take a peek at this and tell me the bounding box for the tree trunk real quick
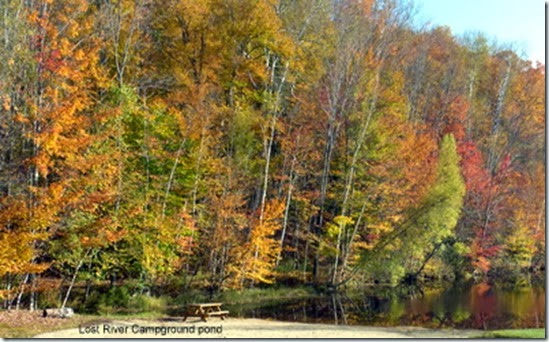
[259,115,277,224]
[412,241,444,280]
[5,274,12,310]
[340,201,368,279]
[314,117,339,281]
[28,274,36,311]
[15,273,29,310]
[276,156,296,266]
[332,67,381,286]
[61,249,90,309]
[192,124,208,214]
[258,61,289,223]
[487,62,511,174]
[161,138,187,219]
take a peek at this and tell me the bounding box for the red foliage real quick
[457,140,512,275]
[442,96,469,141]
[457,140,490,195]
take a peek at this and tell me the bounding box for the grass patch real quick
[96,310,168,320]
[479,328,545,339]
[128,294,167,312]
[219,286,315,305]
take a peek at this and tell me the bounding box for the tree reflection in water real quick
[229,283,545,329]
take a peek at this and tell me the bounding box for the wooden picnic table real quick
[182,302,229,322]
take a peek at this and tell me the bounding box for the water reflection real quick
[229,283,545,330]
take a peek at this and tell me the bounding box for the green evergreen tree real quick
[417,134,466,243]
[364,134,466,284]
[405,134,467,279]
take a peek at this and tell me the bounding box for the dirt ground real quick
[0,309,100,338]
[32,317,484,339]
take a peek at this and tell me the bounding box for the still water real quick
[228,283,545,330]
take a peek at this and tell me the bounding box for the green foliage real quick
[504,224,537,269]
[325,216,354,240]
[79,286,132,315]
[441,241,471,279]
[417,135,466,241]
[128,294,167,313]
[104,286,132,309]
[405,135,465,268]
[363,135,466,283]
[228,104,263,176]
[79,285,167,315]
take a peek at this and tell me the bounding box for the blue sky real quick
[415,0,545,63]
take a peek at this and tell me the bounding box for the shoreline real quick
[33,317,484,339]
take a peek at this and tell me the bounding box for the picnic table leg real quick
[201,308,208,322]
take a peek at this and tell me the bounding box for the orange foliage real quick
[228,199,285,288]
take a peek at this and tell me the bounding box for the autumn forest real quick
[0,0,545,310]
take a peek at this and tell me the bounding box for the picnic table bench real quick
[182,303,229,322]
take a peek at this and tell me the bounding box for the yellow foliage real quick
[228,199,285,288]
[0,230,49,277]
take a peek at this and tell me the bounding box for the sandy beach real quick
[33,317,483,339]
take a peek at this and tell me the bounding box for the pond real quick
[227,283,545,330]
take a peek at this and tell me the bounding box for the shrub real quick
[128,294,167,313]
[100,286,131,308]
[38,289,62,309]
